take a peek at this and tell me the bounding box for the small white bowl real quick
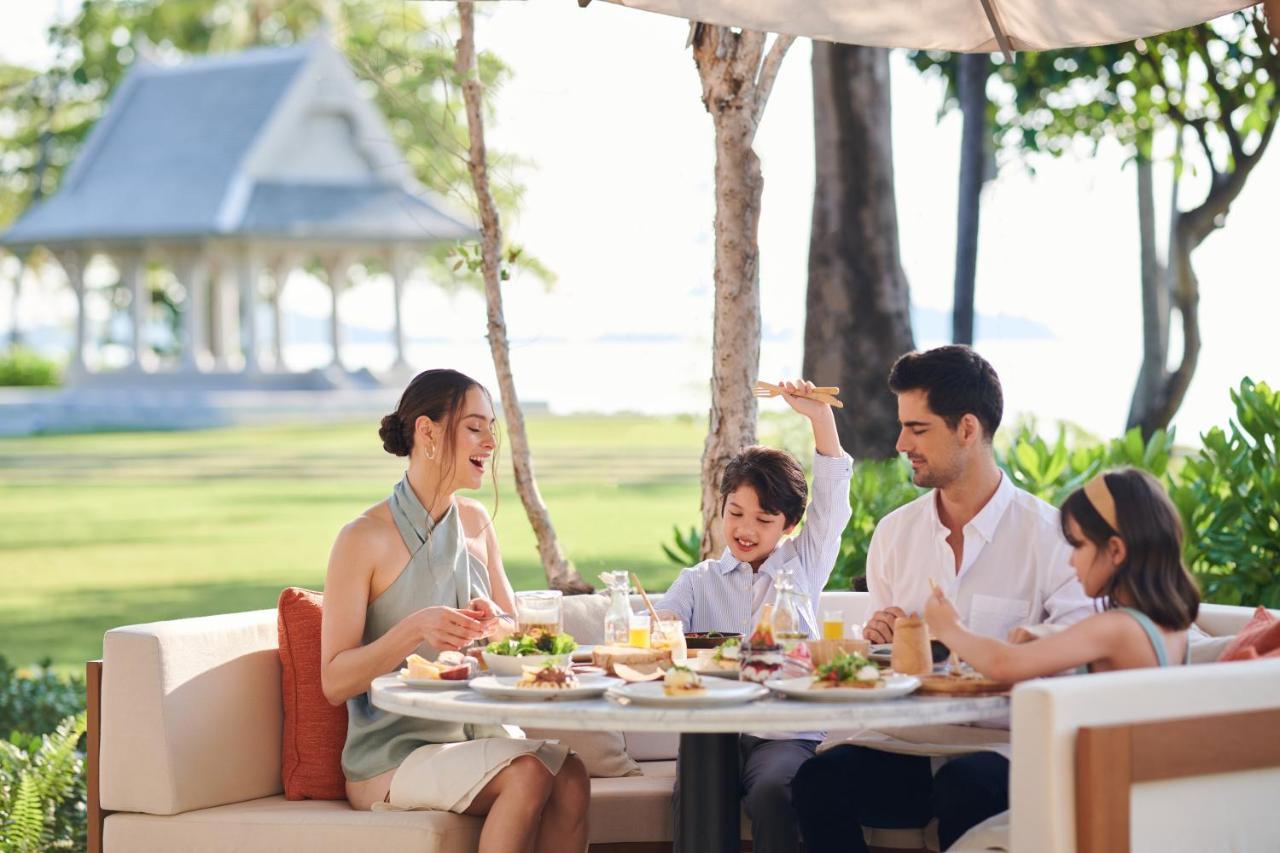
[482,651,571,677]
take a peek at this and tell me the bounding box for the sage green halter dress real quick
[341,476,509,782]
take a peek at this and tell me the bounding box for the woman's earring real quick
[425,441,436,460]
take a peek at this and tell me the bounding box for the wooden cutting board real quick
[916,673,1012,696]
[591,645,673,675]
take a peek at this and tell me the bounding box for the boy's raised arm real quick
[776,380,853,588]
[776,379,841,458]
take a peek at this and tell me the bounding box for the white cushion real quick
[1009,658,1280,853]
[100,609,283,815]
[1196,602,1280,637]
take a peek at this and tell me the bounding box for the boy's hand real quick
[777,379,829,419]
[775,378,843,459]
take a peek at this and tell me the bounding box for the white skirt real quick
[375,737,572,814]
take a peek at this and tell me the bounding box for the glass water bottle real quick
[601,571,632,646]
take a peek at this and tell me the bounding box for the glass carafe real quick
[600,571,632,646]
[772,567,816,650]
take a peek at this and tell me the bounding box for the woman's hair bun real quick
[379,413,411,456]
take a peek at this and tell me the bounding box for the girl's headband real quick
[1083,473,1120,532]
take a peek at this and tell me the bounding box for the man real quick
[791,345,1091,853]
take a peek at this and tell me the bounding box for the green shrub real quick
[1173,379,1280,608]
[660,525,702,568]
[0,660,87,851]
[828,457,924,590]
[999,423,1175,505]
[0,348,60,387]
[0,658,85,741]
[0,713,87,851]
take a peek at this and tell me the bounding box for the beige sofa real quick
[87,593,1275,853]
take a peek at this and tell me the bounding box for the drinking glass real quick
[821,610,845,641]
[515,590,563,638]
[653,619,687,664]
[629,611,651,649]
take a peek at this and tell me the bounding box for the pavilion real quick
[0,33,474,390]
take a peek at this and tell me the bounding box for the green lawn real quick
[0,415,719,670]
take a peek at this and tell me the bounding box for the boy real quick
[656,378,852,853]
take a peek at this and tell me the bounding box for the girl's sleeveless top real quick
[341,477,508,782]
[1077,606,1191,675]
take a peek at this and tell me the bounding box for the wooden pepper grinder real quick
[890,613,933,675]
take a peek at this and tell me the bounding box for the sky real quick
[1,1,1277,442]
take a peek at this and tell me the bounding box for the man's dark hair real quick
[888,345,1003,441]
[719,446,808,528]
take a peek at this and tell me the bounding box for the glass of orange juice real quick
[629,611,651,648]
[821,611,845,641]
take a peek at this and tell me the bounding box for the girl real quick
[321,369,588,853]
[925,467,1200,679]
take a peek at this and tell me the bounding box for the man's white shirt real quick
[866,472,1093,640]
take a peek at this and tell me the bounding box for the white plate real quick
[398,673,471,690]
[609,679,768,708]
[767,674,921,702]
[468,675,619,701]
[868,644,893,664]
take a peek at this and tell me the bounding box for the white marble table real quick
[371,675,1009,853]
[370,674,1009,732]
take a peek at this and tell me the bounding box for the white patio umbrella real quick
[598,0,1266,60]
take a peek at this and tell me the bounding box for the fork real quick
[753,381,844,409]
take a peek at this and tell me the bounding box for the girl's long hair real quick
[1059,468,1199,630]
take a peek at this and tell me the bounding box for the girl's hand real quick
[412,605,486,651]
[923,585,961,641]
[777,379,830,420]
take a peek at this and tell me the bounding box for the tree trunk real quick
[804,43,915,460]
[1126,156,1172,432]
[1135,118,1276,435]
[691,25,794,560]
[455,3,590,593]
[952,53,988,346]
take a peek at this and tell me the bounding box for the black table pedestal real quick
[674,731,740,853]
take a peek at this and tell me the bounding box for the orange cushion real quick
[1218,606,1280,662]
[278,588,348,800]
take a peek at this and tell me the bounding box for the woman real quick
[320,369,589,853]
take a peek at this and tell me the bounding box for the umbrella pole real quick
[977,0,1015,63]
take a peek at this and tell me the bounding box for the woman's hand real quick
[413,605,487,651]
[923,585,962,642]
[464,596,504,637]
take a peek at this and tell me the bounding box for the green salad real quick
[485,632,577,657]
[712,636,741,662]
[813,650,882,688]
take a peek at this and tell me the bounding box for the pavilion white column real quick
[236,248,261,374]
[53,249,89,380]
[119,251,154,372]
[269,260,292,371]
[322,254,349,371]
[174,250,210,371]
[209,265,241,371]
[389,249,411,372]
[208,262,226,369]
